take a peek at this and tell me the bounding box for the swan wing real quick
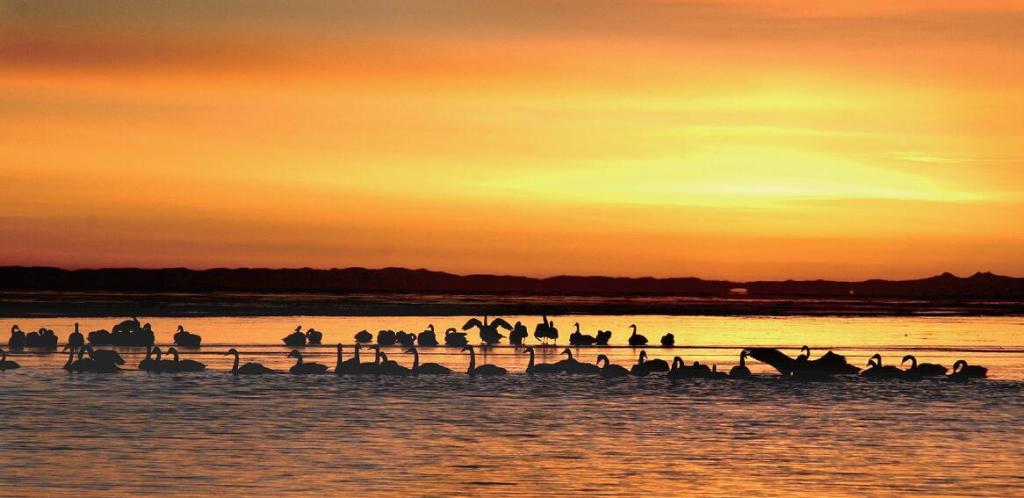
[491,318,513,330]
[462,318,482,330]
[747,348,796,375]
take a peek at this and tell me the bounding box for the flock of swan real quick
[1,317,990,382]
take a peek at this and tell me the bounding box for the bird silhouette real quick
[67,323,85,350]
[596,354,629,378]
[283,326,307,347]
[900,355,947,376]
[354,330,373,344]
[555,348,600,375]
[630,350,668,376]
[166,347,206,372]
[948,359,987,380]
[8,325,25,352]
[0,348,20,370]
[533,316,559,344]
[305,328,323,345]
[444,327,469,347]
[376,330,397,346]
[509,321,529,346]
[287,350,327,375]
[627,324,648,346]
[417,325,439,347]
[395,331,417,348]
[405,346,451,375]
[569,323,597,346]
[463,316,512,345]
[860,354,903,379]
[138,345,161,372]
[522,346,562,374]
[377,351,411,376]
[660,333,675,347]
[173,325,202,348]
[729,350,752,379]
[227,348,275,375]
[334,344,361,375]
[594,330,612,346]
[463,345,506,376]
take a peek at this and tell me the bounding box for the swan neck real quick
[232,353,240,374]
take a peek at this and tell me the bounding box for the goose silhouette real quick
[522,346,562,374]
[287,350,327,375]
[173,325,202,348]
[569,323,597,346]
[628,324,648,346]
[0,348,20,370]
[729,350,752,379]
[227,348,275,375]
[354,330,373,344]
[464,316,512,345]
[405,346,451,375]
[417,325,439,347]
[463,345,506,376]
[597,354,629,378]
[166,347,206,372]
[901,355,947,376]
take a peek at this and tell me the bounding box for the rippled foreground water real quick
[2,315,1023,496]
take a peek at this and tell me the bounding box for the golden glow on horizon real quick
[1,1,1023,279]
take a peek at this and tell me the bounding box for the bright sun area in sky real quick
[1,0,1022,279]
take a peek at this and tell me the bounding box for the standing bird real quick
[509,321,529,346]
[729,350,752,379]
[283,326,307,347]
[463,316,512,345]
[405,346,452,375]
[173,325,202,348]
[166,347,206,372]
[67,323,85,350]
[354,330,373,344]
[444,327,469,347]
[596,354,629,378]
[901,355,947,377]
[226,348,275,375]
[287,350,328,375]
[0,348,20,370]
[533,316,559,344]
[305,328,323,345]
[463,345,507,376]
[417,325,439,347]
[522,346,562,374]
[628,324,648,346]
[660,333,675,347]
[569,323,597,346]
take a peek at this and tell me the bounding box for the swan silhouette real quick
[555,348,599,375]
[0,348,20,370]
[8,325,25,352]
[334,344,361,375]
[901,355,947,376]
[627,324,648,346]
[594,330,612,345]
[660,333,675,347]
[405,346,451,375]
[283,326,307,347]
[533,316,559,344]
[464,316,512,345]
[173,325,202,348]
[166,347,206,372]
[522,346,562,374]
[569,323,597,346]
[305,328,323,345]
[377,351,411,376]
[354,330,373,344]
[62,346,78,371]
[729,350,752,379]
[444,327,469,347]
[395,331,417,348]
[227,348,275,375]
[596,354,629,378]
[67,323,84,350]
[377,330,397,346]
[948,359,987,380]
[344,344,379,375]
[463,345,506,376]
[509,321,528,346]
[77,345,122,373]
[860,354,902,379]
[749,347,861,377]
[287,350,327,375]
[417,325,439,347]
[138,346,161,372]
[629,350,667,376]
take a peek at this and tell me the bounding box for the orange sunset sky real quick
[2,1,1023,280]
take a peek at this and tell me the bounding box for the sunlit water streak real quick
[2,315,1023,496]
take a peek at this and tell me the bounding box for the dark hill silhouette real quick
[1,266,1022,298]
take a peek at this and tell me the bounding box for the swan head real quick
[404,348,416,354]
[177,325,184,332]
[226,348,239,356]
[952,359,967,373]
[336,343,343,351]
[287,350,302,359]
[639,350,648,361]
[901,355,916,367]
[561,348,572,357]
[870,353,882,366]
[740,350,749,359]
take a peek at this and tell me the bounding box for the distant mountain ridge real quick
[1,266,1022,298]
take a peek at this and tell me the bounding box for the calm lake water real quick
[2,315,1023,496]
